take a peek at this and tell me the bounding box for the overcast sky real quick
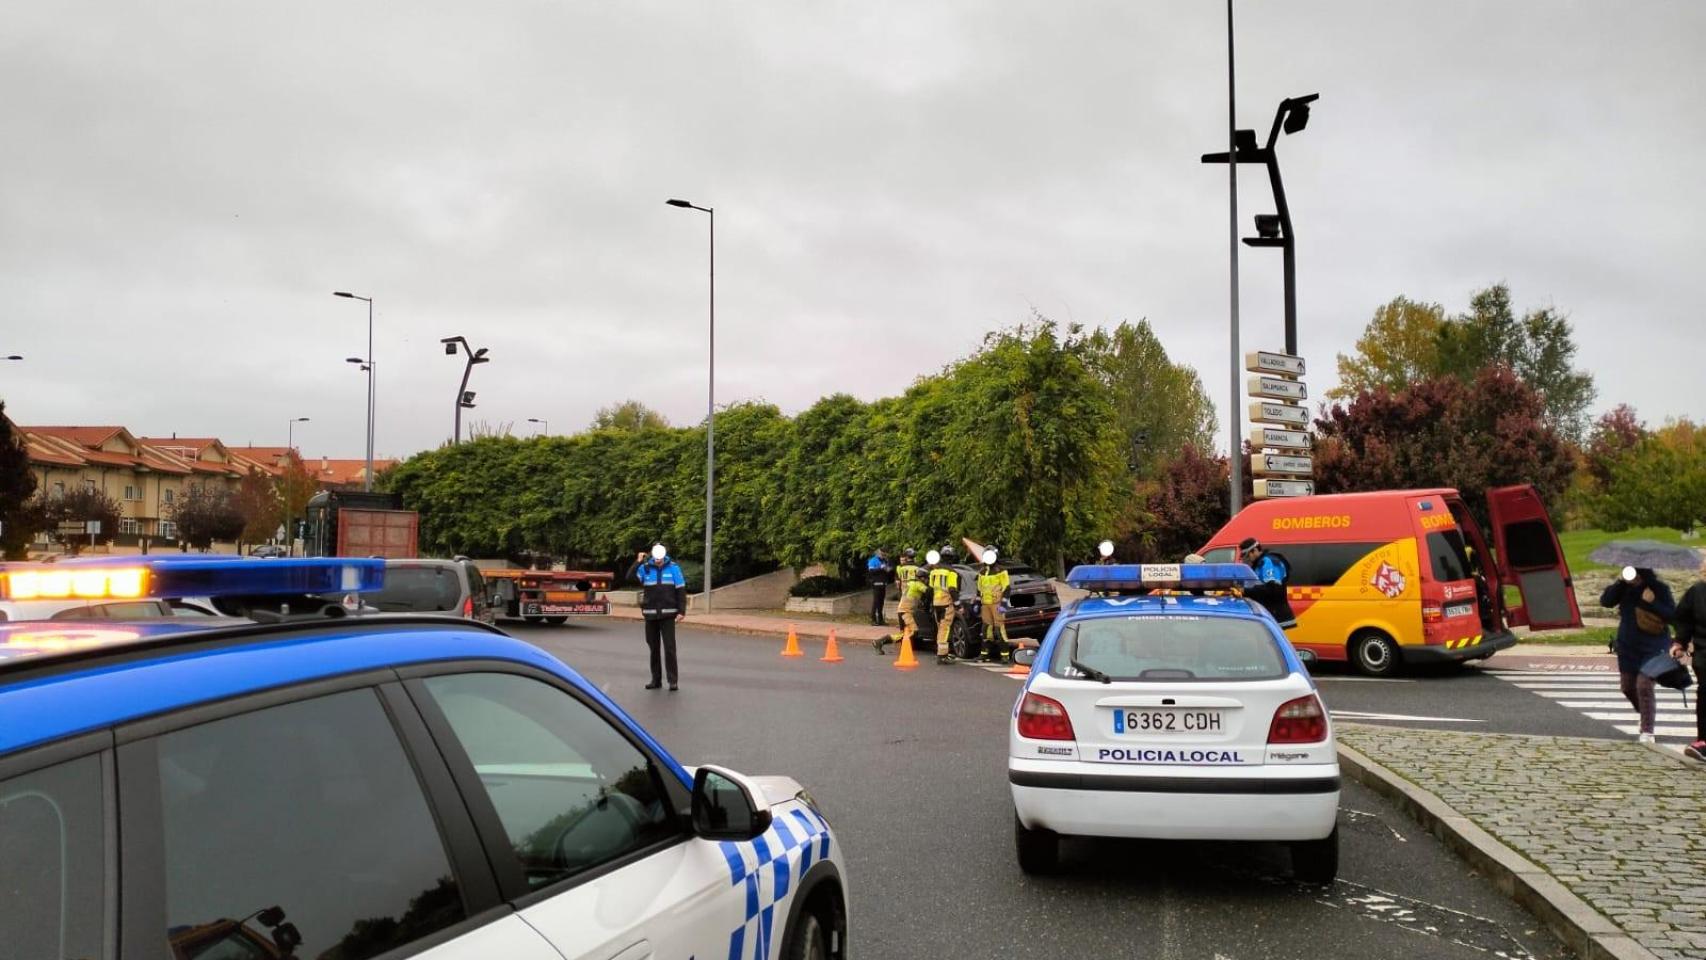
[3,1,1700,460]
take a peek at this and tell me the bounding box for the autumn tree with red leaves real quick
[1313,367,1575,528]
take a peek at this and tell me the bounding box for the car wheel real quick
[951,618,980,660]
[544,616,568,626]
[525,616,544,624]
[1350,630,1401,677]
[783,910,831,960]
[1014,814,1059,875]
[1291,826,1339,884]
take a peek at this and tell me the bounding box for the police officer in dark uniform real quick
[628,543,687,691]
[1239,537,1297,628]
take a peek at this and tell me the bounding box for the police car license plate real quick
[1113,709,1222,735]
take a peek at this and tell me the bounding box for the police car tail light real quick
[1017,692,1075,741]
[1267,694,1327,744]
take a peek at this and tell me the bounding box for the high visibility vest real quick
[928,566,958,604]
[977,568,1010,604]
[896,563,923,586]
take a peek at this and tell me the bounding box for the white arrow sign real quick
[1245,351,1306,377]
[1248,401,1309,427]
[1247,376,1308,401]
[1250,453,1314,476]
[1250,427,1312,451]
[1253,478,1315,499]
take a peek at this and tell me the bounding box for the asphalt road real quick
[510,619,1573,960]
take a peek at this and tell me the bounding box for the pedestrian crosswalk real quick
[1488,669,1699,742]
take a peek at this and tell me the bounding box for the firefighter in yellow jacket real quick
[976,547,1012,661]
[928,546,962,663]
[875,548,925,655]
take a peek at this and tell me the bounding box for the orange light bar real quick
[5,567,150,601]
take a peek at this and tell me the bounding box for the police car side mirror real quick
[691,765,773,841]
[1295,648,1318,671]
[1011,646,1038,667]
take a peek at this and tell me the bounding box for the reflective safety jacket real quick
[928,565,959,605]
[976,567,1010,605]
[895,563,924,587]
[627,557,687,620]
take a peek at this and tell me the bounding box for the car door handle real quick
[605,942,652,960]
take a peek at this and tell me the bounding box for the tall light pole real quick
[285,417,309,555]
[667,197,715,612]
[333,292,374,491]
[440,336,490,443]
[527,417,549,435]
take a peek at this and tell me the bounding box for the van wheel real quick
[1291,826,1339,884]
[1350,630,1401,677]
[1015,814,1060,875]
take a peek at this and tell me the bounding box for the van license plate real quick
[1113,710,1223,734]
[1445,602,1475,618]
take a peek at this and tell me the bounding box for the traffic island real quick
[1337,724,1706,960]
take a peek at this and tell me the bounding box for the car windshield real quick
[1050,615,1287,682]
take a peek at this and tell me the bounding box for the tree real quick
[29,487,123,555]
[1434,284,1596,441]
[1313,367,1576,528]
[1584,404,1647,487]
[1087,320,1217,477]
[591,400,669,432]
[276,458,318,545]
[1589,419,1706,531]
[234,468,282,545]
[1118,444,1231,563]
[0,403,40,559]
[1329,297,1445,400]
[171,486,245,551]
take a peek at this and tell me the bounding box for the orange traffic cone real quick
[781,625,804,658]
[820,628,844,663]
[893,634,919,670]
[1006,650,1032,677]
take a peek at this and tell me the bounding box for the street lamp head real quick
[1254,214,1282,239]
[473,347,489,360]
[666,199,693,208]
[345,357,364,365]
[293,417,311,423]
[1234,129,1259,153]
[527,418,544,424]
[1283,103,1311,135]
[4,355,20,361]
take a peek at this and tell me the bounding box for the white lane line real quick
[1556,700,1694,711]
[1332,710,1482,723]
[1610,725,1696,738]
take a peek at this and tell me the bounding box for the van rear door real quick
[1486,485,1582,630]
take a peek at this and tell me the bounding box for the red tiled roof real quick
[309,457,400,487]
[24,426,127,448]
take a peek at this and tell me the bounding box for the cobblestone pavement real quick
[1340,724,1706,960]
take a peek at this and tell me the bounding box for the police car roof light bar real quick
[1,556,385,601]
[1065,563,1259,593]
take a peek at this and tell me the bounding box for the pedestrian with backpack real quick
[1670,555,1706,759]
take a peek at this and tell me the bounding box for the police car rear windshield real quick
[1051,617,1287,682]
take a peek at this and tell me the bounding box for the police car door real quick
[408,670,735,960]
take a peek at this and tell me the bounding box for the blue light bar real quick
[2,556,384,599]
[1066,562,1258,592]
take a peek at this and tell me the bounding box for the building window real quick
[189,483,201,496]
[163,488,174,505]
[124,484,139,501]
[158,521,176,539]
[52,481,65,498]
[119,519,141,536]
[82,479,96,494]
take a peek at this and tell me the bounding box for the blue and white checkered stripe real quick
[718,805,833,960]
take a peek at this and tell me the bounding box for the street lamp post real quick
[527,417,549,435]
[285,417,309,555]
[333,292,375,491]
[666,197,715,612]
[440,337,490,443]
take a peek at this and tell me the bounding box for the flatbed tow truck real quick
[483,567,612,624]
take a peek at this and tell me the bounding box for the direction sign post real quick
[1245,349,1314,499]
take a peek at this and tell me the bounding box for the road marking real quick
[1332,710,1482,723]
[1316,881,1535,959]
[1489,671,1697,743]
[1343,807,1407,843]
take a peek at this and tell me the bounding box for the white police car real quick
[0,556,848,960]
[1008,563,1339,882]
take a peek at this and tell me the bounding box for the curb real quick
[1336,741,1659,960]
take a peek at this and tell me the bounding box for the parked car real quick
[913,560,1061,658]
[249,544,288,558]
[338,558,501,624]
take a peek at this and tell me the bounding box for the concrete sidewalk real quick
[1340,724,1706,960]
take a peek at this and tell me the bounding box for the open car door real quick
[1486,484,1583,630]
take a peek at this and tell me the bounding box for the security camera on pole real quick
[1246,350,1315,499]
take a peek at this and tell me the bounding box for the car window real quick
[1426,530,1472,581]
[421,673,680,890]
[1501,520,1560,569]
[1201,547,1237,564]
[52,601,171,620]
[370,565,461,612]
[463,564,486,602]
[1051,615,1287,681]
[151,689,464,960]
[0,754,109,960]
